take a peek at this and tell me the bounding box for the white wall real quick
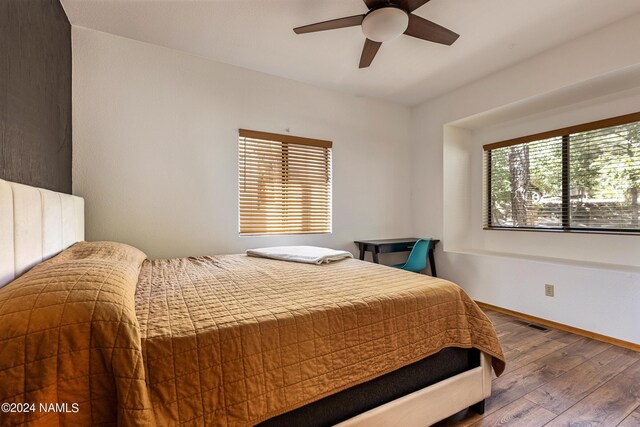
[411,14,640,344]
[72,27,412,261]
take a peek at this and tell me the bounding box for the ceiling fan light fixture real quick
[361,7,409,43]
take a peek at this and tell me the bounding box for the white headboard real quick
[0,179,84,287]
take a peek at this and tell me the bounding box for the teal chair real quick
[392,238,432,273]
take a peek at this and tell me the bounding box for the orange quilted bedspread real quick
[0,242,505,426]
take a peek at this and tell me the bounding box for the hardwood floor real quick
[435,309,640,427]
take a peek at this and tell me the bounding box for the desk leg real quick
[429,249,437,277]
[372,246,380,264]
[358,243,366,261]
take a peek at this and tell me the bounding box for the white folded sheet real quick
[246,246,353,265]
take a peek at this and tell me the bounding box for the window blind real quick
[484,112,640,233]
[484,136,564,229]
[238,129,332,235]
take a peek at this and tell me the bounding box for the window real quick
[238,129,332,235]
[484,112,640,233]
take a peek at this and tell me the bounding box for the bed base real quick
[336,353,492,427]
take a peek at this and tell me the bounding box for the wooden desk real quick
[354,238,440,277]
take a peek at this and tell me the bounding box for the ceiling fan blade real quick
[404,14,459,45]
[359,38,382,68]
[294,14,365,34]
[394,0,431,13]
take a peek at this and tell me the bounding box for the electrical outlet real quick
[545,284,555,297]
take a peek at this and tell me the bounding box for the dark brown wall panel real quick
[0,0,72,193]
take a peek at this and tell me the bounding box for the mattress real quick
[0,242,505,427]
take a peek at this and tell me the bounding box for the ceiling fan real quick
[293,0,459,68]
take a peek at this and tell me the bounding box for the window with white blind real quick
[238,129,332,235]
[484,112,640,233]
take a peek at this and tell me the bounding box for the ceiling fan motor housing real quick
[361,6,409,43]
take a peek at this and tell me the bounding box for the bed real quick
[0,179,505,426]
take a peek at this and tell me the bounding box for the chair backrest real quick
[403,238,432,273]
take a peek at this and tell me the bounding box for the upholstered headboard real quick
[0,179,84,287]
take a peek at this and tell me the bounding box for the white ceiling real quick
[61,0,640,106]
